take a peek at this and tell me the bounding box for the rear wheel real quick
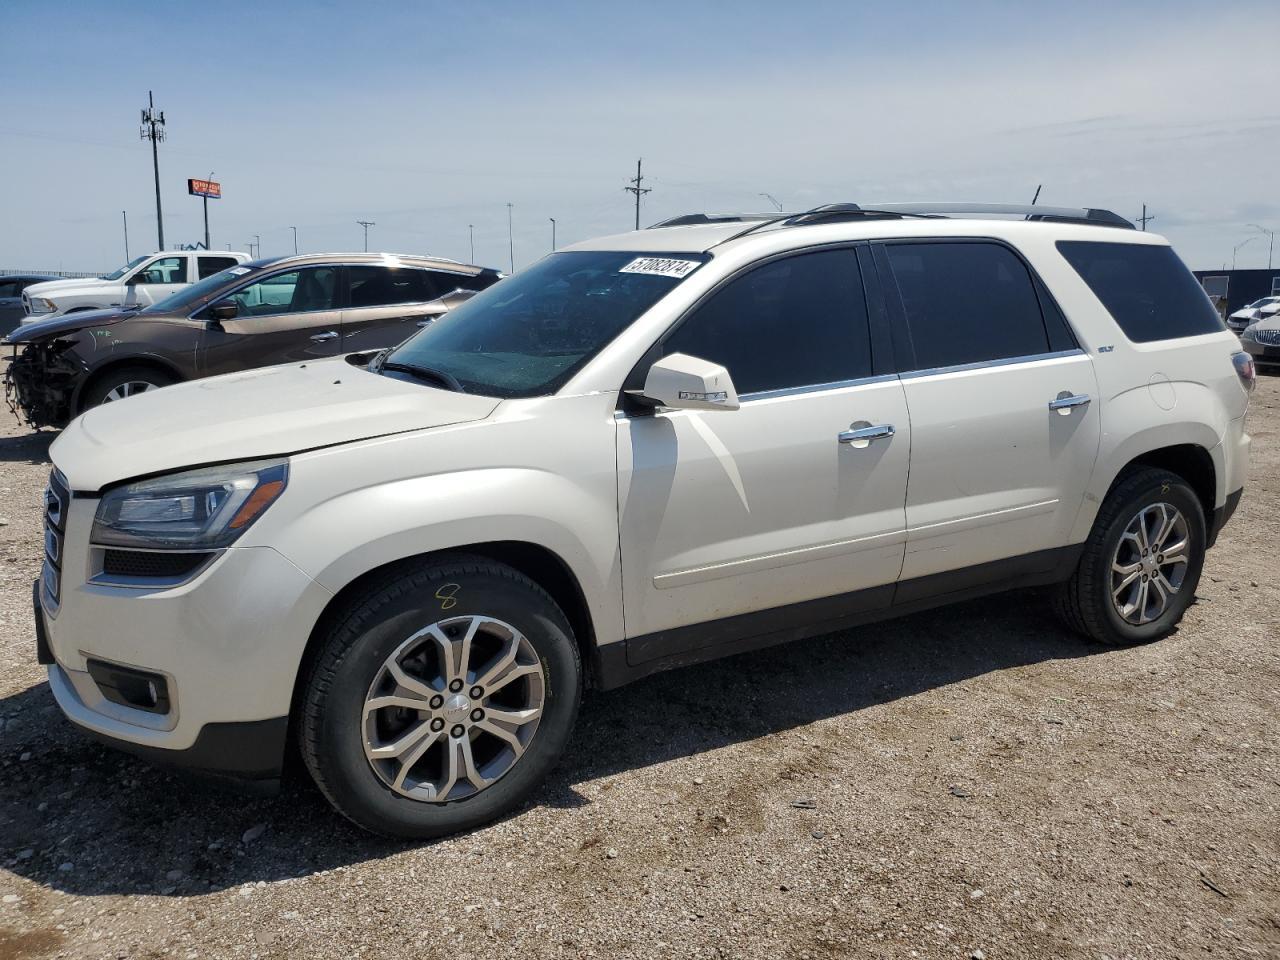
[1054,467,1206,645]
[299,556,581,839]
[81,365,177,410]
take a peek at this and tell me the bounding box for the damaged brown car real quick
[3,252,501,429]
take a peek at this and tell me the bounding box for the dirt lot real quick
[0,380,1277,960]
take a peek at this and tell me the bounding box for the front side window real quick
[0,280,20,298]
[1057,241,1224,342]
[384,250,704,398]
[662,248,872,394]
[134,256,188,285]
[346,266,436,307]
[884,241,1051,370]
[229,267,339,317]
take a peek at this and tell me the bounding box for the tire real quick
[1053,467,1206,646]
[299,555,581,839]
[80,365,177,410]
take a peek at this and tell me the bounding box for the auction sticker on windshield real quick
[619,257,702,279]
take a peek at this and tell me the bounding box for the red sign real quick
[187,178,222,199]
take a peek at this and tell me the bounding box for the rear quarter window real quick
[1057,241,1225,343]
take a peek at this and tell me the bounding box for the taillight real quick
[1231,351,1257,392]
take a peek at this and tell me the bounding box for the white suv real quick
[34,203,1253,838]
[21,250,251,322]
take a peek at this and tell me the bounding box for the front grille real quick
[101,549,211,580]
[1253,328,1280,346]
[42,469,69,610]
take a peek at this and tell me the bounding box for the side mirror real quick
[642,352,740,411]
[209,300,239,321]
[125,273,143,285]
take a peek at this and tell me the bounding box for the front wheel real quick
[1054,467,1206,646]
[299,556,581,839]
[81,365,177,411]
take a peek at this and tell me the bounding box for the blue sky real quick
[3,0,1278,272]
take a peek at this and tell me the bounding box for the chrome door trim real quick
[898,348,1085,381]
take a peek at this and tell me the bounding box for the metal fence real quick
[0,269,100,279]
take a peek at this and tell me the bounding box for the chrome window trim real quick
[185,263,346,322]
[898,348,1085,381]
[740,372,898,402]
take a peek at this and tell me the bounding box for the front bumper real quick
[40,492,333,779]
[1242,339,1280,364]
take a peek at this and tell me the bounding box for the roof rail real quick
[648,213,779,228]
[865,202,1135,229]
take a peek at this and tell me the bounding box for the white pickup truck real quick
[21,250,252,323]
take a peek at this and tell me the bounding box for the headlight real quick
[91,459,288,549]
[29,298,56,314]
[1241,323,1258,340]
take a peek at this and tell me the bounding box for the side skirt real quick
[595,545,1083,691]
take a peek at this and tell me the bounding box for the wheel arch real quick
[73,355,185,413]
[288,540,604,734]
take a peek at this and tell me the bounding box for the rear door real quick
[196,265,343,376]
[339,265,455,352]
[874,239,1101,590]
[196,254,241,279]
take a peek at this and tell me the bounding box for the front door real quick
[0,278,24,335]
[340,264,450,353]
[873,240,1102,588]
[124,254,190,309]
[617,247,911,659]
[196,265,343,376]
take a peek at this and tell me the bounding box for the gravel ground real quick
[0,380,1277,960]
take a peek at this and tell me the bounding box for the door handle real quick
[1048,393,1091,414]
[838,423,895,445]
[310,331,339,342]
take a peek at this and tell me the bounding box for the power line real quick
[357,220,375,252]
[139,91,166,250]
[623,158,651,230]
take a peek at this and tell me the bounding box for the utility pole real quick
[758,193,783,212]
[506,203,514,273]
[468,224,475,264]
[139,91,166,250]
[290,226,298,254]
[253,234,261,258]
[624,158,651,230]
[1031,184,1042,205]
[1137,204,1155,231]
[122,210,130,262]
[357,220,375,252]
[549,217,556,251]
[1248,223,1275,269]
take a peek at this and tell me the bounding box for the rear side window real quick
[883,241,1053,370]
[662,248,873,395]
[1057,241,1224,342]
[346,266,437,307]
[198,256,239,278]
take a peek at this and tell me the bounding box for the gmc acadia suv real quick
[31,202,1253,838]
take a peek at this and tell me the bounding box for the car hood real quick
[51,358,501,491]
[23,277,105,298]
[5,307,134,344]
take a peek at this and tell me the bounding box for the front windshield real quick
[141,264,260,315]
[103,255,149,281]
[384,250,707,398]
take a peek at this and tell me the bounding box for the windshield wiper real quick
[379,359,465,393]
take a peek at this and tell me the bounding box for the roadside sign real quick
[187,178,222,199]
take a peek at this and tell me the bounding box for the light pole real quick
[122,210,129,261]
[253,234,261,259]
[1232,236,1257,271]
[549,217,556,251]
[758,192,783,212]
[1248,224,1275,270]
[468,224,475,264]
[506,203,514,273]
[290,226,298,255]
[357,220,375,252]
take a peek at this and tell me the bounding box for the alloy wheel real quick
[1110,502,1191,625]
[102,381,158,402]
[362,615,545,803]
